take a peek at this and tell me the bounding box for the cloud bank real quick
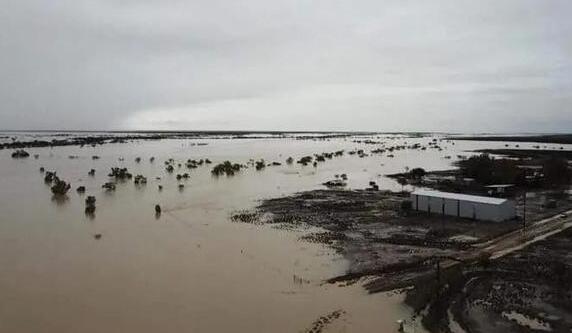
[1,0,571,132]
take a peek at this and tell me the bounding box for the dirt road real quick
[443,209,572,268]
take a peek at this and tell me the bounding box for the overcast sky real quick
[1,0,571,132]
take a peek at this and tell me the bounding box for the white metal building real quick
[410,190,516,222]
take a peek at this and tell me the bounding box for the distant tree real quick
[459,154,523,185]
[397,177,408,191]
[459,154,495,184]
[401,200,413,212]
[492,159,524,185]
[543,156,571,186]
[409,167,427,179]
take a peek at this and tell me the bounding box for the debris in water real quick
[102,182,116,191]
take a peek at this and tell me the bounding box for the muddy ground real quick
[243,189,570,272]
[234,189,572,332]
[233,190,517,301]
[233,190,517,275]
[477,148,572,159]
[442,228,572,333]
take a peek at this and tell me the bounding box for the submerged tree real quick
[211,161,243,176]
[51,178,71,195]
[397,177,408,191]
[409,167,427,180]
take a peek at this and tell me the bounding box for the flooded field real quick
[1,132,570,333]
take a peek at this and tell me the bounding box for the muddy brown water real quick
[1,134,570,333]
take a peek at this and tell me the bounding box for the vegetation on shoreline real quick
[451,134,572,145]
[458,153,571,186]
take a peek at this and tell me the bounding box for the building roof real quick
[484,184,515,188]
[517,165,543,170]
[412,189,508,205]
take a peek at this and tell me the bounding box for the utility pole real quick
[435,260,441,290]
[431,258,442,303]
[523,191,526,232]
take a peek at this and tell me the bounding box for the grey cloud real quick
[0,0,570,132]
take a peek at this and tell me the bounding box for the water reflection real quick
[51,194,69,206]
[84,210,95,220]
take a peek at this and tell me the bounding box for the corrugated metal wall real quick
[411,193,515,222]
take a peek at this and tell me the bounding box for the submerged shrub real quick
[255,160,266,170]
[51,178,71,195]
[109,167,132,180]
[211,161,243,176]
[11,150,30,158]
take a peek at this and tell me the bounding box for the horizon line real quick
[0,129,570,135]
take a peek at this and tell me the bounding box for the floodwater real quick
[0,133,569,333]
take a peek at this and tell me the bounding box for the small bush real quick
[400,200,413,211]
